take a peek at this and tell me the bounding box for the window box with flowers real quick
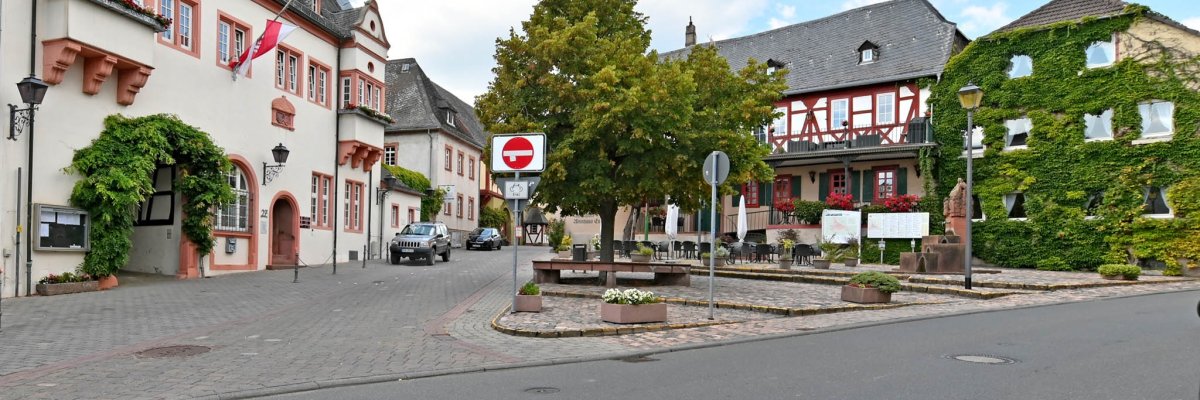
[338,104,395,126]
[90,0,172,31]
[36,272,100,296]
[600,288,666,324]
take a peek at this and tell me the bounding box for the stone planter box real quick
[813,259,831,269]
[841,285,891,304]
[36,280,100,296]
[630,254,653,263]
[1100,275,1137,281]
[779,259,793,269]
[557,250,571,259]
[514,294,542,312]
[700,257,725,267]
[844,258,859,267]
[600,302,667,324]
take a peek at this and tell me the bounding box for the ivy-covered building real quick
[928,0,1200,274]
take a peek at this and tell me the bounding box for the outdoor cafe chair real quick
[681,241,697,259]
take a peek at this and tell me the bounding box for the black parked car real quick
[466,227,503,251]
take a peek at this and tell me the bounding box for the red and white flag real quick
[231,20,297,78]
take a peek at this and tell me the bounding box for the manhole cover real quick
[945,354,1017,364]
[524,387,560,394]
[616,355,658,363]
[135,345,211,359]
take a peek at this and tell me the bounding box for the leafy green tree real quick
[477,0,784,261]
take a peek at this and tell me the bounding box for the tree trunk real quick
[599,199,618,263]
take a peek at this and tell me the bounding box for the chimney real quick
[685,17,696,47]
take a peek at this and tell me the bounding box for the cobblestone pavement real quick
[0,249,1197,400]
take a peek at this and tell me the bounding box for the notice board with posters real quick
[35,204,90,251]
[867,212,930,239]
[820,210,861,244]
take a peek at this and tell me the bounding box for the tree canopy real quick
[476,0,785,260]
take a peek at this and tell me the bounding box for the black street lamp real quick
[957,82,984,290]
[261,143,290,185]
[10,74,48,298]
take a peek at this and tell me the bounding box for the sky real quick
[363,0,1200,107]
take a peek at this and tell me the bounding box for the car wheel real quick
[390,253,400,265]
[442,247,451,262]
[425,254,435,266]
[465,244,472,250]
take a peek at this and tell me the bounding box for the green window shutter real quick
[762,182,773,206]
[818,173,829,202]
[851,170,862,202]
[863,168,875,203]
[897,167,908,195]
[790,176,802,198]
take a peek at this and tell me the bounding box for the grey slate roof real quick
[268,0,364,39]
[384,58,488,150]
[660,0,967,96]
[992,0,1200,37]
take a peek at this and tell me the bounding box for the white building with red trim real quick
[0,0,419,298]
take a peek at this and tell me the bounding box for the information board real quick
[820,210,861,244]
[866,212,930,239]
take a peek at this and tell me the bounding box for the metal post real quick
[362,245,367,269]
[708,154,717,320]
[964,110,974,290]
[24,106,34,296]
[293,252,299,283]
[511,172,520,314]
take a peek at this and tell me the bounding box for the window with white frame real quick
[216,166,251,232]
[320,175,330,227]
[308,65,317,101]
[1143,186,1171,216]
[1004,192,1027,219]
[310,173,332,228]
[753,126,768,144]
[1138,101,1174,138]
[446,110,456,125]
[178,2,193,49]
[341,77,351,108]
[384,145,397,166]
[287,54,298,92]
[876,93,894,125]
[965,126,985,152]
[830,99,849,129]
[1084,109,1113,140]
[160,0,175,41]
[772,107,788,136]
[159,0,199,54]
[1085,40,1115,69]
[1008,55,1033,78]
[218,21,230,64]
[1005,117,1032,149]
[274,47,303,95]
[861,49,874,63]
[970,194,985,220]
[874,168,895,201]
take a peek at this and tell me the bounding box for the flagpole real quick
[232,0,296,81]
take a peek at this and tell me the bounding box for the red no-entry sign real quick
[491,134,545,173]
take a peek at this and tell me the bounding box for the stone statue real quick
[943,178,967,218]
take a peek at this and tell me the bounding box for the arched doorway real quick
[269,194,300,266]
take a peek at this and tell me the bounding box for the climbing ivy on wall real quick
[67,114,234,277]
[382,164,445,222]
[928,10,1200,273]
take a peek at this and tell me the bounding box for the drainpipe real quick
[332,41,342,274]
[24,0,38,296]
[427,128,435,222]
[365,168,372,265]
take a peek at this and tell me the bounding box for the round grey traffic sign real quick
[703,151,729,185]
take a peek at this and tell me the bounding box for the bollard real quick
[293,252,300,283]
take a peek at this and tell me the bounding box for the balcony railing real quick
[778,118,930,154]
[723,210,769,233]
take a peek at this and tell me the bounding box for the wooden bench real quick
[532,260,691,288]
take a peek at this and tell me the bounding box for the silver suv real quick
[389,222,451,265]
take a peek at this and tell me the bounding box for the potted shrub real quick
[600,288,666,324]
[631,243,654,262]
[841,270,901,304]
[589,234,602,260]
[814,239,842,269]
[793,200,826,225]
[556,235,573,258]
[35,272,99,296]
[514,281,543,312]
[843,237,861,267]
[1097,264,1141,281]
[778,239,796,269]
[700,246,729,267]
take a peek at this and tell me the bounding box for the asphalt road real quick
[268,290,1200,400]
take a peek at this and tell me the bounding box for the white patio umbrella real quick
[737,195,748,243]
[665,204,679,259]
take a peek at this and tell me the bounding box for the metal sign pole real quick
[708,154,717,320]
[511,172,520,314]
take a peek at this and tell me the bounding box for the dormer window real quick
[1086,39,1116,68]
[1004,116,1032,150]
[857,41,879,64]
[766,59,786,75]
[446,110,456,126]
[1008,55,1032,78]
